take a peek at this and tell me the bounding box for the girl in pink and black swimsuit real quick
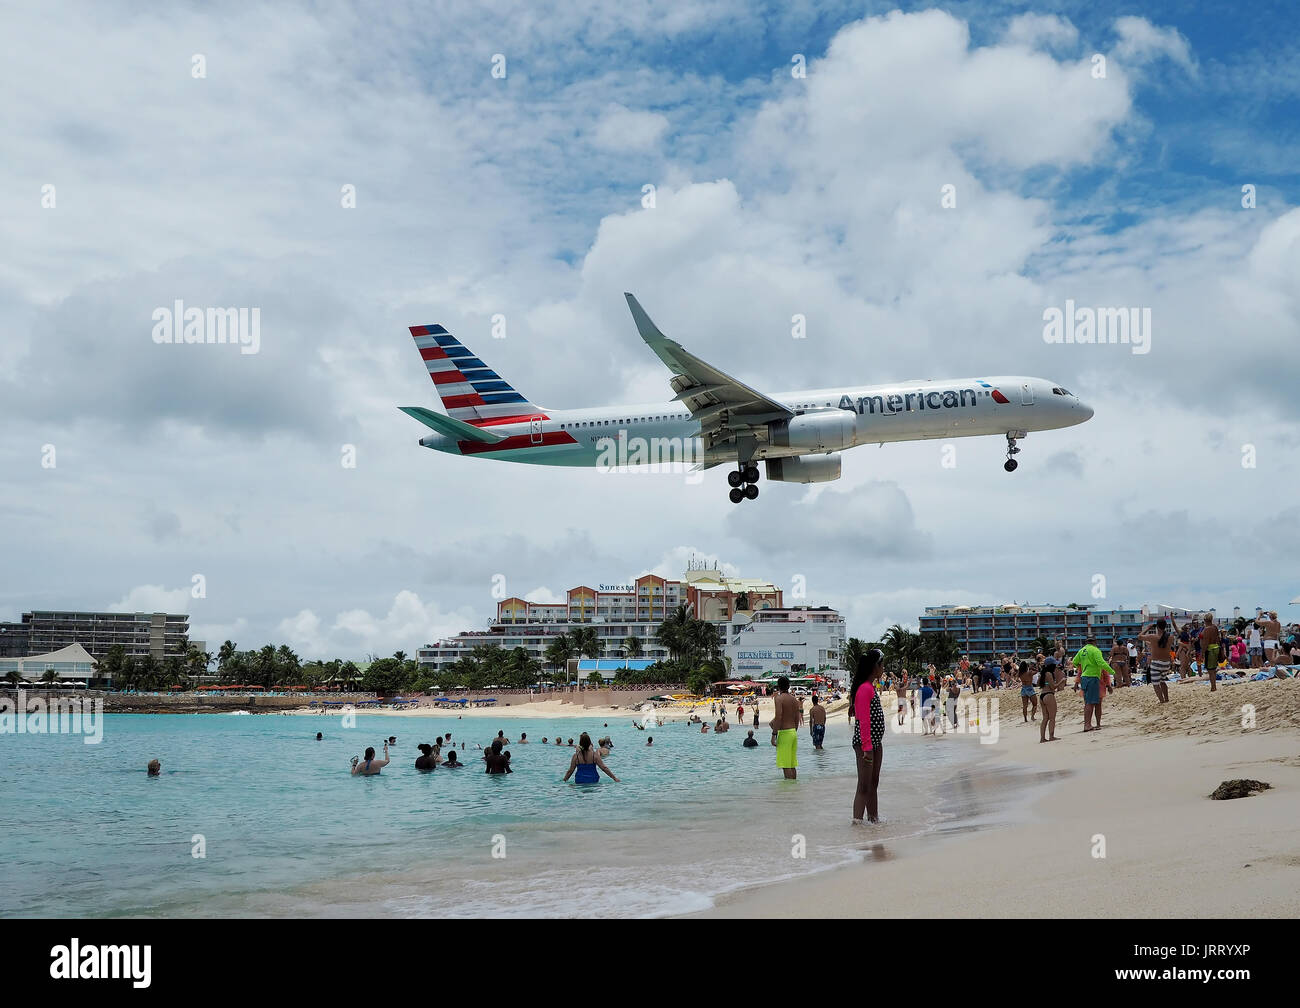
[851,648,886,824]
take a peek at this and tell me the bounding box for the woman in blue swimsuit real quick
[563,732,620,784]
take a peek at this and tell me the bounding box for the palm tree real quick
[217,640,236,673]
[622,636,643,659]
[4,670,19,688]
[655,604,693,661]
[276,645,301,685]
[544,637,573,682]
[923,631,961,670]
[687,619,722,663]
[136,655,158,691]
[842,637,871,678]
[571,626,601,660]
[882,624,914,673]
[42,668,59,688]
[102,644,126,686]
[1030,635,1053,656]
[255,645,277,688]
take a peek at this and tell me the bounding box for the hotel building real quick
[920,606,1144,663]
[0,611,200,662]
[726,606,846,680]
[917,602,1219,661]
[419,562,848,675]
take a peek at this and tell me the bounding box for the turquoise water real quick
[0,712,979,917]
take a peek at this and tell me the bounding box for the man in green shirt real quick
[1072,637,1115,732]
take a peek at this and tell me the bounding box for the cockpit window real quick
[1051,387,1072,396]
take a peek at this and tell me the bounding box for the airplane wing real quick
[624,294,794,451]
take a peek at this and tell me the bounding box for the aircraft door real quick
[530,417,543,443]
[1020,383,1034,405]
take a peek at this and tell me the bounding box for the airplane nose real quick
[1077,399,1094,421]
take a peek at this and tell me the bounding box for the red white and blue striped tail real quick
[409,324,546,426]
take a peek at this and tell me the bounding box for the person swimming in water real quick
[563,732,619,783]
[351,741,389,776]
[443,750,463,767]
[415,743,438,770]
[315,732,323,741]
[485,739,512,774]
[147,759,161,776]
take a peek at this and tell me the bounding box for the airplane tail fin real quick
[409,323,546,425]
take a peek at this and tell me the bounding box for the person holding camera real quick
[351,741,390,775]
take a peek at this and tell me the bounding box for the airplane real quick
[400,293,1094,503]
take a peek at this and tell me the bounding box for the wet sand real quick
[689,679,1300,918]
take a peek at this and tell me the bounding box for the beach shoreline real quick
[686,678,1300,918]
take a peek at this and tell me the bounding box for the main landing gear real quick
[727,464,761,503]
[1004,431,1022,472]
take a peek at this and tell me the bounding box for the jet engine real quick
[768,411,855,452]
[765,454,842,483]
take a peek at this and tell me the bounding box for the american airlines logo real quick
[836,388,987,414]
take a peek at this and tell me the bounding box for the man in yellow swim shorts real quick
[770,675,803,779]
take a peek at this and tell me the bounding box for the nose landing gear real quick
[1004,431,1023,472]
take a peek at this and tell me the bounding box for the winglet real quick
[624,292,668,348]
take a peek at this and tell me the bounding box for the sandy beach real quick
[690,678,1300,918]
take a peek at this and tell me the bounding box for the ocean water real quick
[1,712,991,917]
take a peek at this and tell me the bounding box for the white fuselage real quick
[418,375,1092,466]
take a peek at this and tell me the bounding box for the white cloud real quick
[1002,13,1079,53]
[591,104,670,151]
[1112,16,1195,72]
[108,585,195,614]
[3,3,1296,661]
[277,591,482,658]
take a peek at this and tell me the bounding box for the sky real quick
[2,0,1298,658]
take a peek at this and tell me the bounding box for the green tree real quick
[586,670,605,688]
[923,631,960,670]
[882,624,914,673]
[655,604,693,661]
[571,626,601,659]
[102,644,126,685]
[544,635,574,682]
[361,657,409,694]
[217,640,236,674]
[4,670,20,688]
[42,668,59,687]
[137,654,160,691]
[255,645,277,688]
[276,645,301,685]
[621,636,643,659]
